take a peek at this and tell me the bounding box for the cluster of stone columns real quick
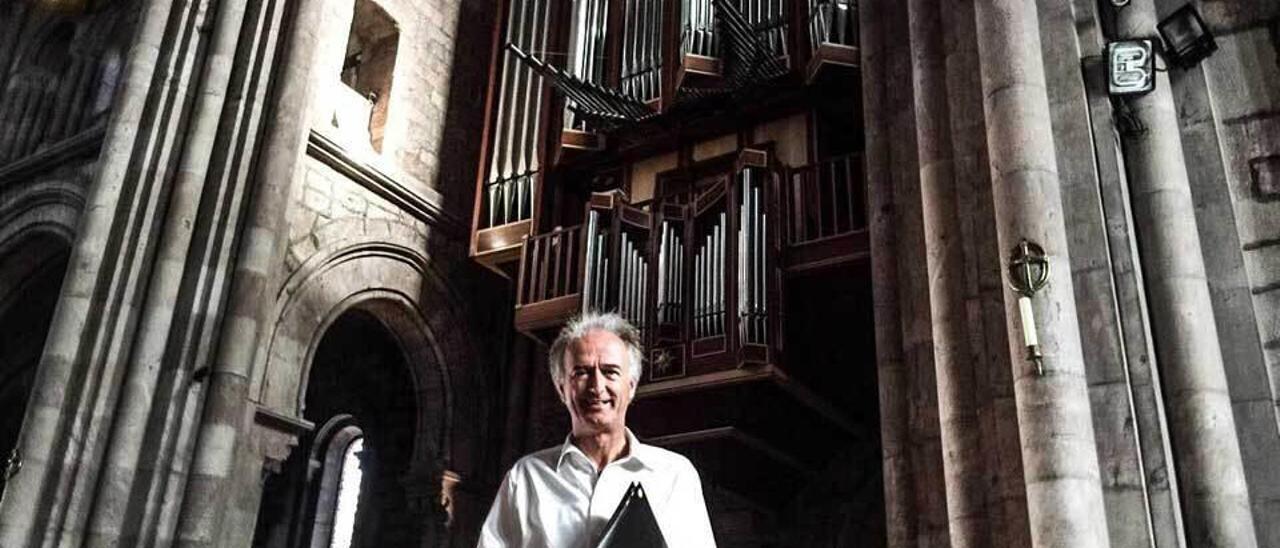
[864,0,1262,546]
[1105,2,1256,546]
[0,0,322,546]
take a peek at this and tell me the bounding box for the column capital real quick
[252,405,314,476]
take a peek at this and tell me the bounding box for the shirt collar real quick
[556,428,648,471]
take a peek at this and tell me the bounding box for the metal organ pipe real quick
[630,235,640,323]
[658,224,669,325]
[484,0,558,228]
[751,173,759,343]
[620,0,662,101]
[717,212,725,335]
[521,0,551,219]
[709,237,716,339]
[565,0,608,130]
[625,234,633,321]
[738,176,750,343]
[733,171,769,344]
[693,241,701,337]
[701,231,710,337]
[639,241,648,327]
[641,0,649,99]
[710,222,718,337]
[670,224,679,325]
[752,181,762,340]
[583,211,599,310]
[673,225,684,326]
[641,0,651,98]
[599,231,608,310]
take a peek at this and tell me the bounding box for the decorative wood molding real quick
[306,130,468,238]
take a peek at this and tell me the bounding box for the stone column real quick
[973,0,1111,546]
[906,0,993,545]
[884,0,950,544]
[173,0,327,545]
[1106,1,1258,546]
[942,1,1030,546]
[861,0,916,545]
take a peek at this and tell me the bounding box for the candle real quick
[1018,296,1038,348]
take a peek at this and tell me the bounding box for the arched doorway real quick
[254,308,422,548]
[0,233,70,494]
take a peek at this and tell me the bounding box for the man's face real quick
[559,329,635,437]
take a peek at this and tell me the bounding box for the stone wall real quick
[308,0,493,205]
[257,0,508,542]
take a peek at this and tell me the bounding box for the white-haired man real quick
[478,312,716,547]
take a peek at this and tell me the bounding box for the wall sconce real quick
[1158,4,1218,68]
[1107,40,1155,96]
[1008,240,1049,375]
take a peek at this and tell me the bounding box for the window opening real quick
[336,0,398,153]
[328,437,365,548]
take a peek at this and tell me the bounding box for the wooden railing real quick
[517,225,584,306]
[783,154,865,246]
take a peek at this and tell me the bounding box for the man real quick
[478,312,716,547]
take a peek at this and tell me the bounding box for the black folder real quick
[594,482,668,548]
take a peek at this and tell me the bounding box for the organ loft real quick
[0,0,1278,547]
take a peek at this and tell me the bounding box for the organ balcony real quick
[510,147,870,508]
[469,0,861,273]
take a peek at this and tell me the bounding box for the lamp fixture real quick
[1158,4,1218,68]
[1107,40,1156,96]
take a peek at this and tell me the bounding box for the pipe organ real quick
[473,0,863,265]
[482,0,553,230]
[564,0,610,131]
[490,0,864,369]
[680,0,717,60]
[620,0,664,103]
[512,151,813,381]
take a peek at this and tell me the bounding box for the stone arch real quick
[257,236,483,475]
[0,179,80,493]
[0,179,84,243]
[0,177,84,307]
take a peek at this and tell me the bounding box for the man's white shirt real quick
[477,429,717,547]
